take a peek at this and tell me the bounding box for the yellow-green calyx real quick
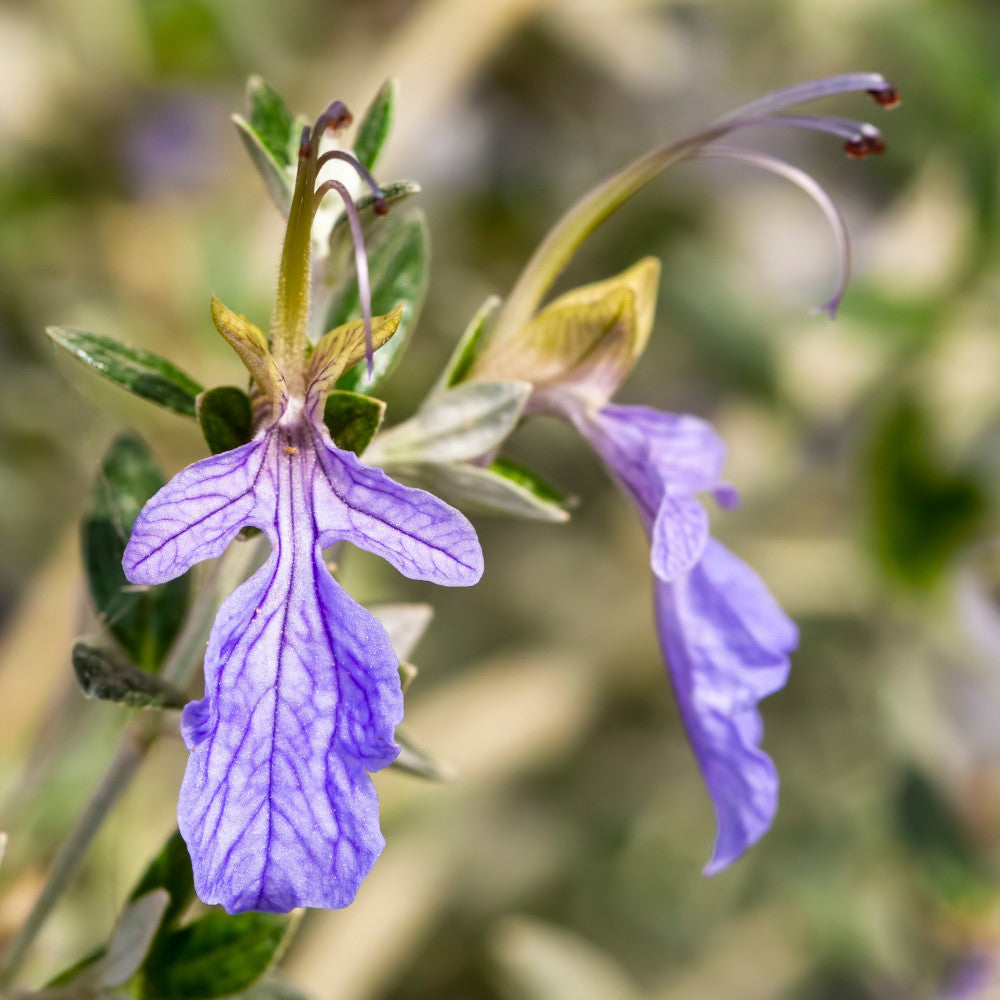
[469,257,660,408]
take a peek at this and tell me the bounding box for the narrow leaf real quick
[322,390,385,455]
[489,457,566,506]
[47,327,203,417]
[369,603,433,661]
[398,661,418,693]
[140,912,293,1000]
[197,386,254,456]
[388,461,570,522]
[129,829,196,931]
[353,78,398,171]
[233,116,293,214]
[82,433,190,670]
[72,642,189,710]
[391,729,453,781]
[246,76,298,168]
[102,890,171,989]
[330,209,430,394]
[366,381,530,465]
[436,295,501,392]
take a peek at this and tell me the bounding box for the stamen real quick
[314,179,374,375]
[717,73,896,122]
[299,125,312,160]
[692,145,852,318]
[309,100,354,157]
[726,114,887,157]
[317,150,388,214]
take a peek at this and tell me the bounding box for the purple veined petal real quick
[178,436,403,913]
[598,405,728,497]
[650,495,711,583]
[123,440,274,585]
[655,538,796,876]
[305,422,484,587]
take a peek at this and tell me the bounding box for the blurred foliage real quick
[5,0,1000,998]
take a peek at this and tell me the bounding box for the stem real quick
[0,538,267,989]
[489,129,726,347]
[0,719,155,990]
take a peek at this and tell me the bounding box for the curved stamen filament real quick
[317,150,389,215]
[726,115,886,157]
[692,145,851,317]
[717,73,896,122]
[310,100,353,157]
[314,179,374,375]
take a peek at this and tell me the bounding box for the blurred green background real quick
[3,0,1000,997]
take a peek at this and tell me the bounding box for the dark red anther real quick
[317,100,353,134]
[867,85,901,110]
[844,137,870,159]
[373,197,388,216]
[866,135,887,155]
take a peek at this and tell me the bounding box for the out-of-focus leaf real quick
[489,917,645,1000]
[352,78,397,171]
[398,661,418,693]
[72,642,188,710]
[435,295,501,393]
[129,829,196,931]
[82,434,190,670]
[230,977,311,1000]
[369,603,433,661]
[45,947,106,990]
[867,396,987,588]
[103,890,171,989]
[366,381,530,465]
[323,390,385,455]
[391,729,453,781]
[330,209,430,395]
[46,327,203,417]
[140,911,293,1000]
[197,386,253,456]
[388,461,569,522]
[232,77,307,213]
[489,458,566,507]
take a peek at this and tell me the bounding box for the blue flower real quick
[573,403,795,873]
[124,104,483,914]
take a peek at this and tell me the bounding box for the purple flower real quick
[123,103,483,913]
[574,404,795,873]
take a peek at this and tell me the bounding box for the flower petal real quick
[655,538,796,876]
[308,423,484,587]
[650,495,710,582]
[178,472,402,913]
[598,405,728,497]
[123,440,273,585]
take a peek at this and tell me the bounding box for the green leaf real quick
[247,76,298,169]
[231,978,311,1000]
[140,912,293,1000]
[47,327,204,417]
[103,890,171,989]
[366,380,530,465]
[197,386,254,455]
[866,396,987,588]
[369,603,433,661]
[72,641,189,710]
[233,77,308,213]
[129,829,196,931]
[323,390,386,455]
[437,295,501,392]
[353,78,398,171]
[387,461,570,523]
[82,433,190,670]
[391,728,452,781]
[45,947,106,989]
[398,661,418,693]
[330,209,430,395]
[489,457,566,506]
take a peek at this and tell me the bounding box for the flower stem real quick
[0,538,267,990]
